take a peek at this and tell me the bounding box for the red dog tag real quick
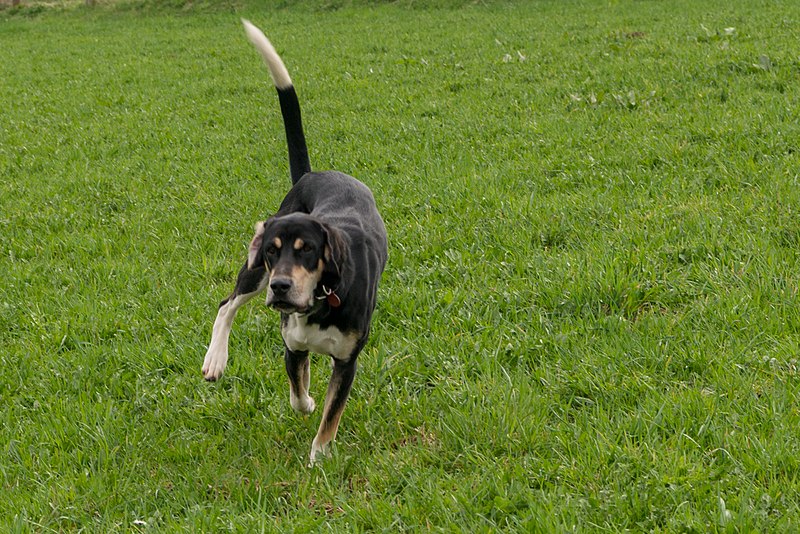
[327,292,341,308]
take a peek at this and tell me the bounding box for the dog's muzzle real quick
[266,276,312,314]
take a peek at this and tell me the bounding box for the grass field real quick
[2,0,800,530]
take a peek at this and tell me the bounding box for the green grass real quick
[2,0,800,530]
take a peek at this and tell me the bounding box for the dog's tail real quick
[242,19,311,185]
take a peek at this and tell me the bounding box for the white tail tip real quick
[242,18,293,90]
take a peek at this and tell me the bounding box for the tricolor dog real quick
[202,20,388,465]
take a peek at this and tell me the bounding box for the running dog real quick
[202,20,388,465]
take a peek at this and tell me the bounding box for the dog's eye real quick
[301,243,313,253]
[266,245,278,256]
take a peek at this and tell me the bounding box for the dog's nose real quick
[270,277,293,296]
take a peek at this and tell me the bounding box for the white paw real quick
[202,344,228,381]
[308,440,330,467]
[290,394,316,415]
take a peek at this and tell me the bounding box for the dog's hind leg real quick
[309,356,357,465]
[285,349,316,414]
[202,263,268,381]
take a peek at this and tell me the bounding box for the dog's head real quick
[247,213,346,314]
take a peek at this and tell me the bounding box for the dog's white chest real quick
[282,314,357,360]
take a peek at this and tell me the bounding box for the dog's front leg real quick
[309,356,357,466]
[285,348,316,414]
[202,264,268,381]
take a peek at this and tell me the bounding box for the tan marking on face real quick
[272,237,282,249]
[291,264,322,302]
[265,247,325,311]
[294,238,305,250]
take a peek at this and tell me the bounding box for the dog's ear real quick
[321,223,347,285]
[247,221,267,270]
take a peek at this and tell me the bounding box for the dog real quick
[202,19,388,465]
